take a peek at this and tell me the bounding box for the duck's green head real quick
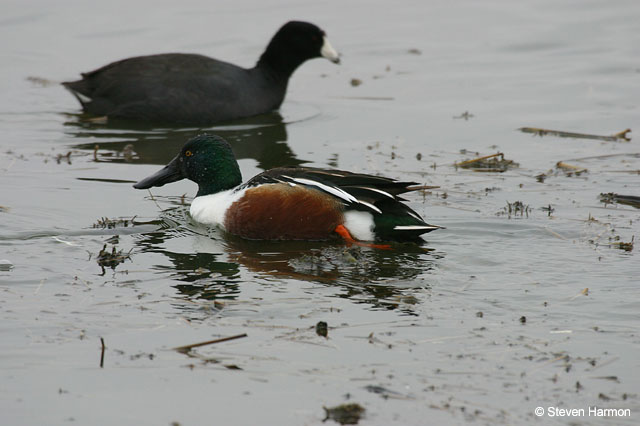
[133,134,242,196]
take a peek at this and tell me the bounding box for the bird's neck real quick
[256,45,305,82]
[195,161,243,197]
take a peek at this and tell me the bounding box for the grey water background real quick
[1,0,639,424]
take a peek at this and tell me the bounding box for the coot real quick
[63,21,339,125]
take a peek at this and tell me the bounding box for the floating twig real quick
[173,333,248,354]
[520,127,631,142]
[34,278,46,295]
[526,355,567,374]
[587,356,620,372]
[569,288,589,301]
[564,152,640,162]
[453,111,474,120]
[86,116,108,124]
[590,376,620,382]
[556,161,587,176]
[406,184,440,191]
[457,152,503,167]
[455,152,517,172]
[599,193,640,209]
[610,169,640,174]
[364,384,413,400]
[147,190,163,211]
[100,337,105,368]
[26,76,56,87]
[544,227,567,240]
[332,96,395,101]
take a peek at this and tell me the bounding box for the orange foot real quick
[334,225,392,250]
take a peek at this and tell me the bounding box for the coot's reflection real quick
[64,111,304,170]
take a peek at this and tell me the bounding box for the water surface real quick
[1,0,639,424]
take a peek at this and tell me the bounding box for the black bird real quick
[62,21,340,125]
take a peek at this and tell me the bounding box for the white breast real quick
[189,188,247,229]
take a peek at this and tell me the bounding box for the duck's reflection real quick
[132,206,442,315]
[63,111,303,170]
[134,217,241,303]
[222,234,440,314]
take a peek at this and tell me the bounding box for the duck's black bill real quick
[133,156,185,189]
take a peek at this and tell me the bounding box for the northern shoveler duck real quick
[62,21,339,125]
[133,135,440,247]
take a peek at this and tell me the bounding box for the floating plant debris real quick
[540,204,555,216]
[599,193,640,209]
[364,384,409,400]
[0,259,13,271]
[610,236,634,252]
[122,144,136,162]
[316,321,329,338]
[520,127,631,142]
[453,111,474,120]
[92,216,137,229]
[498,201,532,218]
[323,403,365,425]
[56,151,72,164]
[85,115,108,124]
[96,244,132,270]
[556,161,587,176]
[40,150,88,165]
[173,333,248,354]
[100,337,106,368]
[26,76,56,87]
[455,152,517,172]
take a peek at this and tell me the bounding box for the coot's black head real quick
[258,21,340,77]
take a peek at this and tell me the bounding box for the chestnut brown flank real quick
[224,184,345,240]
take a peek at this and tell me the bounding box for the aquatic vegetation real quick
[520,127,631,142]
[497,200,532,218]
[96,244,132,271]
[323,403,365,425]
[455,152,518,172]
[92,216,137,229]
[599,193,640,209]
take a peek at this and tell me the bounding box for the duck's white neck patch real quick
[189,188,246,229]
[344,210,375,241]
[320,36,340,63]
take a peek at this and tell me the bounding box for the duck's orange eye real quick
[185,150,193,157]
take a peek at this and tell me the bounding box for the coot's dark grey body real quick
[62,21,339,125]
